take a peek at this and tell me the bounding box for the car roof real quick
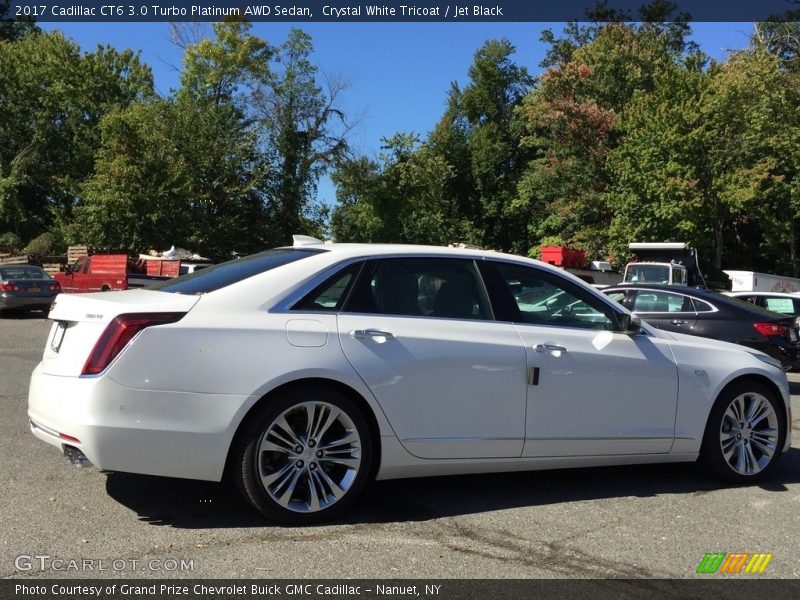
[602,284,720,297]
[280,238,573,273]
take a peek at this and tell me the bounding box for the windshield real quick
[149,249,324,295]
[625,264,671,284]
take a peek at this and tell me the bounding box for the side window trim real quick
[476,259,521,323]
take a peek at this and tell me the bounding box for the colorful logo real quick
[697,552,772,574]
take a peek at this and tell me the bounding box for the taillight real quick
[0,281,20,292]
[81,312,185,375]
[49,282,61,292]
[753,322,788,337]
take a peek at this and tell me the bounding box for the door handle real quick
[351,329,395,340]
[671,319,687,325]
[533,344,567,355]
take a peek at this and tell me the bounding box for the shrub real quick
[0,232,22,253]
[24,232,55,256]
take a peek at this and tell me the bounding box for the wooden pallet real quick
[0,255,31,265]
[67,245,89,264]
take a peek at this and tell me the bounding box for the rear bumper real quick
[27,363,250,481]
[765,343,800,371]
[0,294,55,310]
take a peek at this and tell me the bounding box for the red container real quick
[146,259,180,278]
[540,246,586,268]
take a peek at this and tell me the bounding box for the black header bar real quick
[5,579,800,600]
[6,0,800,23]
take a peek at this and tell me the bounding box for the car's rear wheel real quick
[233,387,373,525]
[700,381,785,482]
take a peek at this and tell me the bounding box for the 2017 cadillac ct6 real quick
[28,237,792,524]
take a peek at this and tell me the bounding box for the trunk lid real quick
[42,289,200,376]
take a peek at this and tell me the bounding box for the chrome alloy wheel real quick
[257,401,362,513]
[719,392,779,476]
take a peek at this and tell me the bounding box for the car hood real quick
[653,326,780,366]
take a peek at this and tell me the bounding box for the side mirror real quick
[59,264,69,273]
[618,313,643,334]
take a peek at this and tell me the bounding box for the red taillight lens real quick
[753,322,788,337]
[49,282,61,292]
[0,281,20,292]
[81,312,185,375]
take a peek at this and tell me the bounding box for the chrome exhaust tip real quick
[63,445,91,468]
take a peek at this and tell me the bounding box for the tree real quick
[254,28,353,242]
[607,51,796,275]
[78,22,272,259]
[0,0,39,42]
[332,39,532,251]
[0,31,153,246]
[516,20,696,262]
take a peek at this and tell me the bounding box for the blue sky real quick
[43,22,756,205]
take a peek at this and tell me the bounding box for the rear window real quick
[0,266,50,280]
[763,297,800,315]
[149,249,324,294]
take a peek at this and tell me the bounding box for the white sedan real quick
[28,237,792,524]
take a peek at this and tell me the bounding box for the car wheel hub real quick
[719,392,779,476]
[257,401,362,513]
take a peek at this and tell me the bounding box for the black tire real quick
[232,386,373,525]
[699,380,786,483]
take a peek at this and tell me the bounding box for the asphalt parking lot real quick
[2,314,800,580]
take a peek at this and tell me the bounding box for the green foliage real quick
[332,39,532,252]
[4,19,800,277]
[24,232,54,255]
[256,28,351,242]
[0,0,39,42]
[0,231,21,252]
[0,30,153,245]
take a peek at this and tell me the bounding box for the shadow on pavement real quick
[105,446,800,529]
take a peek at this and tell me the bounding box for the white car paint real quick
[28,242,792,494]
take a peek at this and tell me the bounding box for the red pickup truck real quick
[55,254,171,293]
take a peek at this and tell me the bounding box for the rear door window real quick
[293,263,362,311]
[692,298,716,313]
[631,290,694,313]
[344,258,490,320]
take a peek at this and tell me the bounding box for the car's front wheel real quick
[233,387,373,525]
[700,381,786,482]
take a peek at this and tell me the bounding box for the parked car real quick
[603,284,800,370]
[55,254,171,293]
[0,265,61,315]
[724,291,800,318]
[28,239,791,524]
